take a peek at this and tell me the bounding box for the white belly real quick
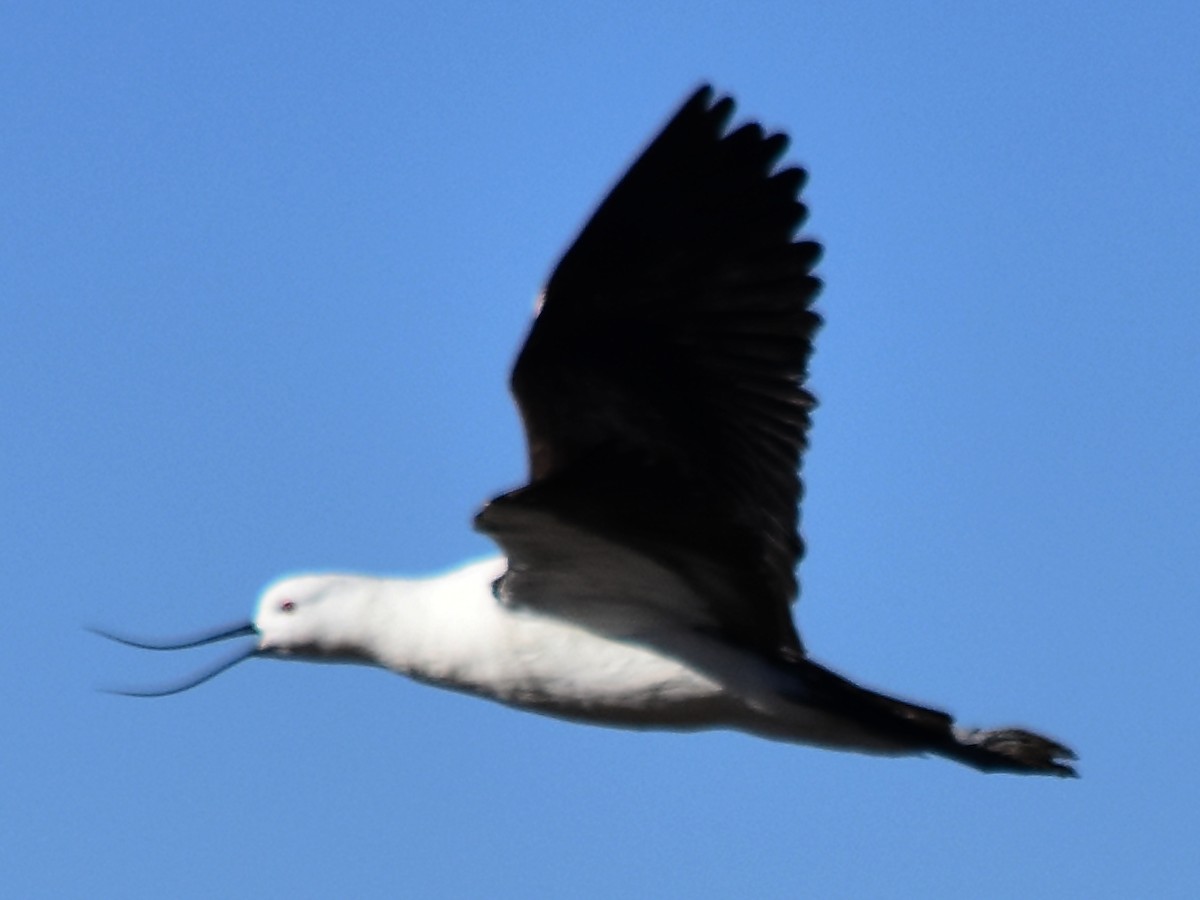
[482,609,742,727]
[473,610,907,753]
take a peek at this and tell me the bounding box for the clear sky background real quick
[4,3,1199,897]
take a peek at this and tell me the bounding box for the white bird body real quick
[257,557,905,754]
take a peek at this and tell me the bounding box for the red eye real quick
[280,600,296,613]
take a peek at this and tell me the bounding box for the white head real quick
[254,573,376,662]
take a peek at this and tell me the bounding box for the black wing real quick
[476,86,822,658]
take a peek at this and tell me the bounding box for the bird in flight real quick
[100,86,1076,776]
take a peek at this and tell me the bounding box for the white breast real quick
[368,556,741,728]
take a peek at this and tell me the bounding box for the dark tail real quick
[786,654,1078,777]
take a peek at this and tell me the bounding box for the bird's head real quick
[254,574,372,660]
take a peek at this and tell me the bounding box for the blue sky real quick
[4,2,1199,897]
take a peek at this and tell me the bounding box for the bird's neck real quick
[363,556,510,689]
